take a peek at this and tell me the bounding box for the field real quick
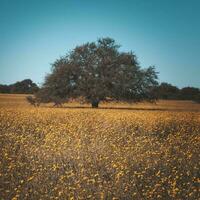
[0,94,199,199]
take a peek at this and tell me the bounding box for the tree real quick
[0,79,39,94]
[194,93,200,103]
[10,79,39,94]
[37,38,158,108]
[154,82,180,99]
[0,84,11,93]
[180,87,200,100]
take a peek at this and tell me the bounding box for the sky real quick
[0,0,200,88]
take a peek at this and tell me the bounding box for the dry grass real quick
[0,94,199,199]
[1,93,200,111]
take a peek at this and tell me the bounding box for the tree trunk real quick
[91,100,99,108]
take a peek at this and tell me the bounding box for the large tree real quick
[37,38,158,107]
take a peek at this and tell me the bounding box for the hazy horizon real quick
[0,0,200,88]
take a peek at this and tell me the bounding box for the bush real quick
[26,96,40,107]
[194,94,200,103]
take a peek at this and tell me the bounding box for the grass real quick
[0,94,199,199]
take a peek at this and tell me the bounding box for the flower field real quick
[0,94,199,199]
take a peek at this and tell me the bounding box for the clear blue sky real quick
[0,0,200,88]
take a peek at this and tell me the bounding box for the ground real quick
[0,94,199,199]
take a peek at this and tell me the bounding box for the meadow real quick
[0,94,199,199]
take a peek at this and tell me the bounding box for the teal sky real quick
[0,0,200,88]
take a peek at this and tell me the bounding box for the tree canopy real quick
[154,82,180,100]
[154,83,200,103]
[0,79,39,94]
[36,38,159,107]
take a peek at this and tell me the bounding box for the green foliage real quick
[154,83,200,102]
[0,84,11,93]
[180,87,200,101]
[0,79,39,94]
[194,93,200,103]
[154,82,180,100]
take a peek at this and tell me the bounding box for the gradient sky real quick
[0,0,200,88]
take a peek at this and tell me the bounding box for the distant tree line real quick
[0,79,39,94]
[154,82,200,103]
